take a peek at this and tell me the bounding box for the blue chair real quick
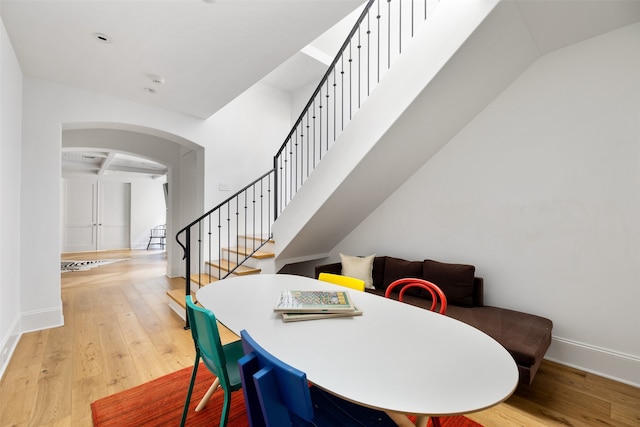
[181,296,244,427]
[238,329,398,427]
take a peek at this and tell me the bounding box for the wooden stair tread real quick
[240,235,275,244]
[167,289,195,309]
[189,273,218,286]
[206,260,260,275]
[166,289,239,344]
[225,246,275,259]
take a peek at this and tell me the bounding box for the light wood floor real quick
[1,250,638,426]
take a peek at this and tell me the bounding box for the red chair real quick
[384,278,447,314]
[384,278,447,427]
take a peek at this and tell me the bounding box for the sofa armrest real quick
[473,277,484,307]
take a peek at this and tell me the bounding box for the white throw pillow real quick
[340,253,376,289]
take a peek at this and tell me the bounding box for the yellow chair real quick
[318,272,365,292]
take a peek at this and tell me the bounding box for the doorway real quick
[62,179,131,252]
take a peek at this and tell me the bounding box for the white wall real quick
[332,23,640,386]
[203,82,292,208]
[0,18,23,377]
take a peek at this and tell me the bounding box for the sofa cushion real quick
[382,257,424,297]
[423,260,475,307]
[340,253,376,289]
[446,305,553,368]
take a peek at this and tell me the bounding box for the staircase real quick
[171,0,434,324]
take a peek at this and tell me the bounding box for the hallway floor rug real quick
[90,363,483,427]
[61,259,128,272]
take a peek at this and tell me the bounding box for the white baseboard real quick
[546,336,640,388]
[20,305,64,334]
[1,306,63,379]
[0,316,22,380]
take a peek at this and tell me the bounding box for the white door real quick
[62,180,130,252]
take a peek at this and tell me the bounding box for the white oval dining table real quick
[197,273,518,426]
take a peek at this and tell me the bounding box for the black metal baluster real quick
[197,220,202,286]
[333,69,337,142]
[377,0,381,83]
[252,185,256,251]
[399,0,402,54]
[294,130,299,192]
[235,195,240,269]
[412,0,415,38]
[357,26,362,108]
[341,56,345,130]
[289,139,293,202]
[207,215,212,282]
[387,0,391,69]
[367,11,371,96]
[184,227,191,328]
[349,41,353,120]
[325,80,330,151]
[243,190,248,253]
[217,209,221,279]
[318,88,323,160]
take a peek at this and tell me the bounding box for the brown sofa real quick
[315,256,553,386]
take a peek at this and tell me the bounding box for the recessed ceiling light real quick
[149,74,165,85]
[93,32,113,43]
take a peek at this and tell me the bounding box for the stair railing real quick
[177,0,438,325]
[274,0,438,214]
[176,170,275,325]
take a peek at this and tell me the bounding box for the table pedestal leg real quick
[384,411,416,426]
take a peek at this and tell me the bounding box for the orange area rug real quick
[91,364,483,427]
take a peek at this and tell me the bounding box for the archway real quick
[60,125,205,278]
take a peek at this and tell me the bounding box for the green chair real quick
[181,296,244,427]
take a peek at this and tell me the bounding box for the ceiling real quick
[0,0,364,119]
[62,150,168,180]
[1,0,364,178]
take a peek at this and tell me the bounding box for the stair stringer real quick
[272,0,542,268]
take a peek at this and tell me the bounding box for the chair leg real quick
[195,377,220,412]
[430,416,442,427]
[180,355,200,427]
[219,389,233,427]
